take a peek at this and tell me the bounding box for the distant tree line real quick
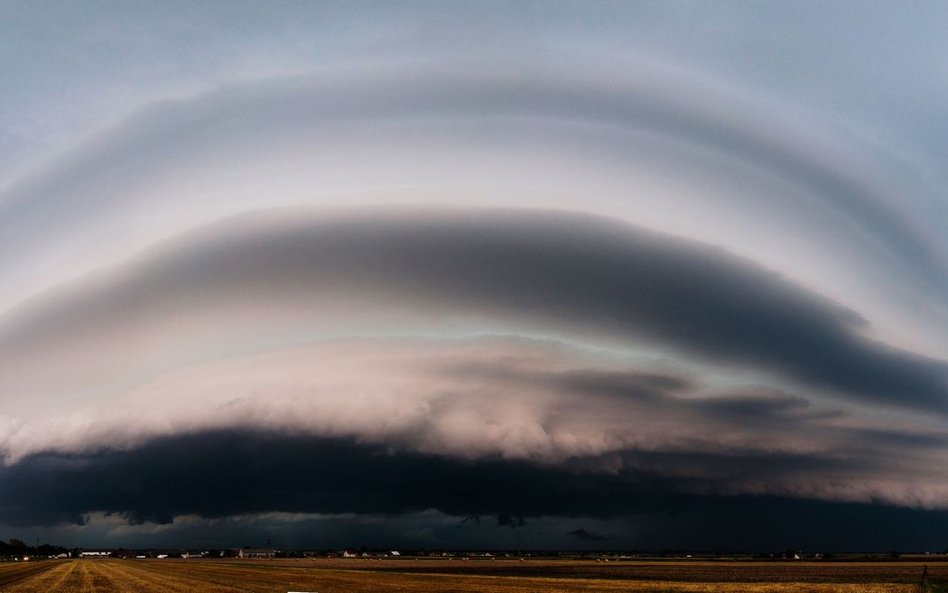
[0,538,68,558]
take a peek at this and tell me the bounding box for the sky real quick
[2,1,948,552]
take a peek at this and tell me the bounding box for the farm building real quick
[238,548,276,559]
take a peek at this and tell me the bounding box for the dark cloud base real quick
[6,429,948,551]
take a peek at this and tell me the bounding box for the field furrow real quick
[3,561,80,593]
[0,562,56,587]
[0,559,930,592]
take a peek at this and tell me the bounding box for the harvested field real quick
[0,562,57,588]
[322,559,946,583]
[0,559,940,592]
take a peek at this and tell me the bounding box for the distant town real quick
[4,538,948,564]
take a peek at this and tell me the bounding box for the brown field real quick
[0,558,941,592]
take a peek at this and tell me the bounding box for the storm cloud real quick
[3,209,945,413]
[3,332,948,511]
[7,429,948,552]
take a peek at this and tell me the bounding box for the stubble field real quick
[0,558,940,592]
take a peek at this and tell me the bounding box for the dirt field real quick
[0,558,939,592]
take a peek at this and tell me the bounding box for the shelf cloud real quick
[3,209,945,421]
[3,1,948,551]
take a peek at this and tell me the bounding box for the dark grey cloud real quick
[5,334,942,508]
[5,429,948,552]
[0,424,927,526]
[0,430,655,527]
[567,528,614,542]
[5,208,946,412]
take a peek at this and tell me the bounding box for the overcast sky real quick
[2,1,948,551]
